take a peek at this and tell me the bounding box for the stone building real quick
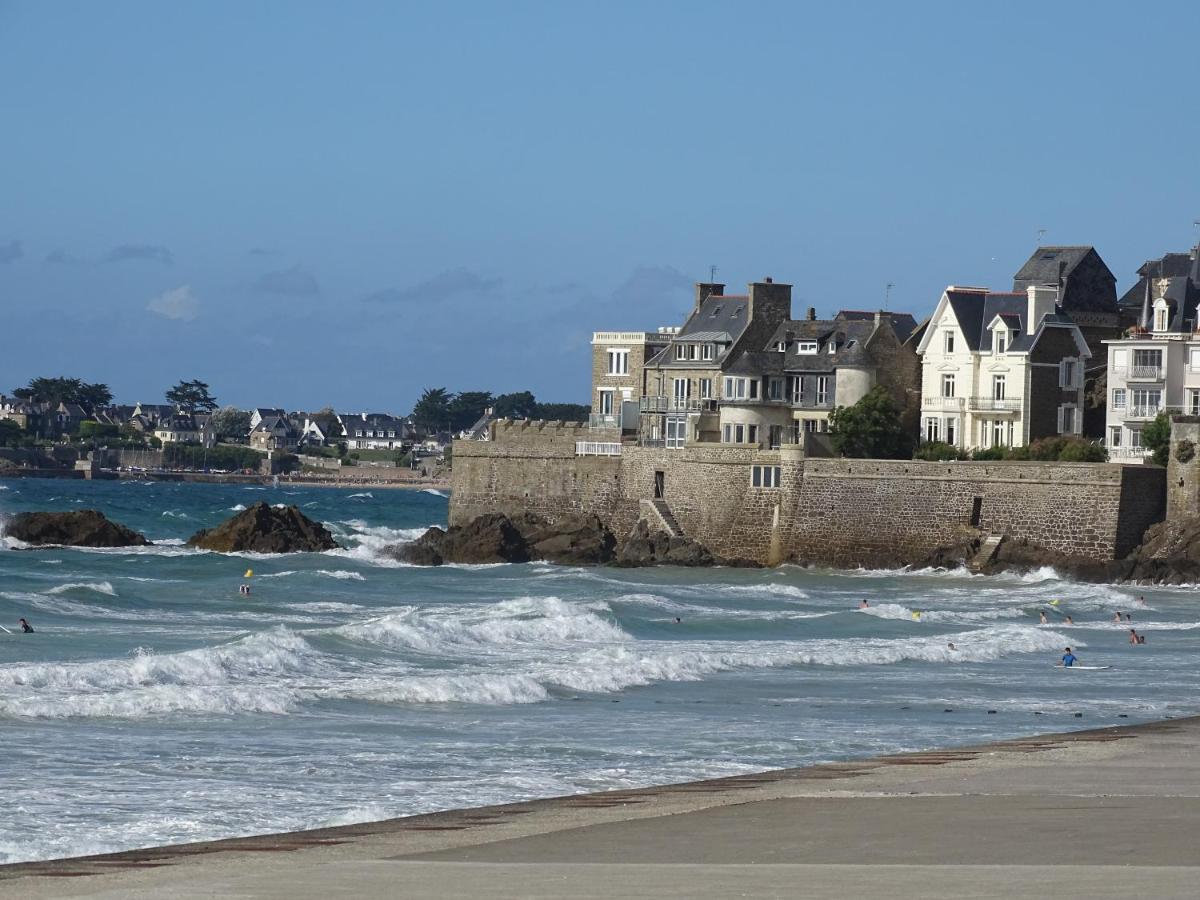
[589,330,672,428]
[916,284,1090,451]
[1103,243,1200,462]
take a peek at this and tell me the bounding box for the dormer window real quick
[996,331,1006,354]
[675,343,687,360]
[702,344,714,361]
[1154,300,1170,333]
[828,342,836,354]
[711,306,721,317]
[797,341,818,354]
[775,341,787,352]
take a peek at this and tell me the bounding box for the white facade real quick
[916,286,1088,452]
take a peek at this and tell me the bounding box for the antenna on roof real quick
[885,282,894,311]
[709,264,717,283]
[1036,228,1047,245]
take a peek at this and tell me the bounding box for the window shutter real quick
[1056,406,1064,433]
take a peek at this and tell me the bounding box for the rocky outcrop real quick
[614,520,719,567]
[3,510,150,547]
[388,512,616,566]
[186,502,339,553]
[1122,518,1200,585]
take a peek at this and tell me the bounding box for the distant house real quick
[249,415,300,452]
[54,402,88,435]
[0,396,43,435]
[250,407,287,430]
[154,412,205,446]
[132,403,177,425]
[916,284,1090,452]
[338,412,411,450]
[459,408,495,441]
[299,413,341,448]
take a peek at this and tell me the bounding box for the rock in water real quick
[614,520,716,567]
[512,512,617,566]
[386,512,617,566]
[3,510,151,547]
[186,502,339,553]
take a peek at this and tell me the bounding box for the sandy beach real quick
[3,715,1198,899]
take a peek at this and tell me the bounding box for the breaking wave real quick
[47,582,117,597]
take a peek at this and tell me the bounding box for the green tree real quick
[492,390,536,419]
[165,379,218,413]
[447,391,493,431]
[412,387,451,431]
[209,406,252,440]
[913,441,963,461]
[532,402,589,422]
[828,386,913,459]
[13,377,112,413]
[79,421,119,441]
[1142,412,1171,467]
[0,419,23,447]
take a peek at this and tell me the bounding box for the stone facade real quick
[451,422,1166,567]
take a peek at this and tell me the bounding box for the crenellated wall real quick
[451,422,1166,567]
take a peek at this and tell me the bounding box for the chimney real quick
[806,307,816,321]
[694,282,725,310]
[1026,284,1058,333]
[763,275,773,283]
[748,279,792,326]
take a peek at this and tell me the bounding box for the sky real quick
[2,0,1199,413]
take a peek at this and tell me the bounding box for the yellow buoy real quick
[1049,599,1060,606]
[244,569,254,578]
[912,611,921,620]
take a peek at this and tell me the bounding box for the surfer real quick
[1061,647,1077,667]
[18,618,34,634]
[673,617,681,624]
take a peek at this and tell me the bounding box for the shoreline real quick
[4,714,1199,897]
[0,472,451,492]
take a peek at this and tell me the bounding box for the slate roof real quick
[1118,246,1200,325]
[833,310,920,343]
[945,290,1026,353]
[678,296,749,340]
[762,318,881,372]
[1012,246,1094,289]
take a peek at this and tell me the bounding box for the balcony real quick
[576,441,622,457]
[1124,405,1164,420]
[588,414,619,428]
[968,397,1021,413]
[1107,446,1150,460]
[1111,365,1164,381]
[923,396,965,410]
[640,396,718,413]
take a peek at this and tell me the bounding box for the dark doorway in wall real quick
[654,470,665,499]
[970,496,983,528]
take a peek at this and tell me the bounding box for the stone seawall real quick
[450,423,1166,568]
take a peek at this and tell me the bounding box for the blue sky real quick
[2,0,1198,412]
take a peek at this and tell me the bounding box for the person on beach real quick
[18,618,33,633]
[1061,647,1078,667]
[1039,610,1048,624]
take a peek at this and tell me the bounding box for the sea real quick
[2,478,1199,864]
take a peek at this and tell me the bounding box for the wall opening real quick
[654,470,665,499]
[970,496,983,528]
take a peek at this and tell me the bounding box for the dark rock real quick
[387,527,447,566]
[186,502,339,553]
[514,512,617,565]
[1123,518,1200,584]
[614,520,717,567]
[388,512,617,566]
[3,510,150,548]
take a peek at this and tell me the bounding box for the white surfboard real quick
[1055,664,1112,670]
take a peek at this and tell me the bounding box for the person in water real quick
[947,642,957,652]
[18,618,33,633]
[1129,628,1140,645]
[1114,611,1123,623]
[859,600,869,609]
[1039,610,1048,624]
[1064,615,1074,625]
[1061,647,1078,667]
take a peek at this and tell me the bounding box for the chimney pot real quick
[764,276,773,283]
[806,307,816,321]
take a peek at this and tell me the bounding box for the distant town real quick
[0,381,588,485]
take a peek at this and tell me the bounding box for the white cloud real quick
[147,285,199,321]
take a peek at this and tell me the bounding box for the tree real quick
[209,406,252,440]
[828,386,913,459]
[13,377,111,413]
[79,420,119,442]
[532,402,589,423]
[447,391,493,431]
[0,419,23,447]
[165,379,218,413]
[412,387,451,431]
[1142,412,1171,467]
[492,390,536,420]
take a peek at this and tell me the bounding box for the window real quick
[751,465,783,489]
[723,424,731,443]
[689,344,699,360]
[828,341,836,355]
[735,424,745,443]
[598,390,614,416]
[1109,426,1122,448]
[768,378,783,401]
[749,379,759,400]
[1130,429,1143,449]
[672,378,690,403]
[747,424,759,445]
[995,331,1007,354]
[944,331,955,354]
[665,416,687,449]
[816,376,830,406]
[941,374,955,398]
[1133,348,1162,373]
[356,429,364,437]
[674,343,687,360]
[607,349,629,375]
[1191,349,1200,371]
[699,378,712,400]
[702,344,714,361]
[945,418,956,446]
[1111,388,1126,410]
[1060,360,1078,389]
[992,420,1006,447]
[769,424,783,449]
[797,341,818,354]
[1190,390,1200,416]
[1131,389,1162,416]
[774,341,787,352]
[1155,306,1168,332]
[787,375,803,404]
[723,377,748,400]
[992,374,1006,401]
[924,417,941,443]
[804,419,818,433]
[1059,405,1077,435]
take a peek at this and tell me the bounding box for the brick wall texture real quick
[451,421,1166,567]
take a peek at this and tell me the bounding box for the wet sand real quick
[4,716,1199,898]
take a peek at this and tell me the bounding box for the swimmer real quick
[1064,615,1073,625]
[1129,628,1140,645]
[858,600,869,609]
[1039,610,1048,624]
[673,617,681,624]
[1114,611,1123,623]
[18,618,34,634]
[1124,613,1133,622]
[947,642,957,651]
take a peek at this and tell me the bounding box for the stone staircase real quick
[970,533,1004,571]
[641,498,684,537]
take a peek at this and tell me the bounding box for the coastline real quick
[5,714,1200,898]
[0,472,450,492]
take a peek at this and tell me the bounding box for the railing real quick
[1111,365,1164,380]
[1125,405,1164,420]
[1107,447,1150,460]
[575,441,622,456]
[639,396,718,413]
[968,397,1020,412]
[923,396,965,410]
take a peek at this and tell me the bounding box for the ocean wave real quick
[259,570,366,582]
[335,672,549,706]
[857,602,1023,624]
[161,510,189,519]
[348,492,373,499]
[420,489,449,499]
[47,581,117,597]
[229,503,248,511]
